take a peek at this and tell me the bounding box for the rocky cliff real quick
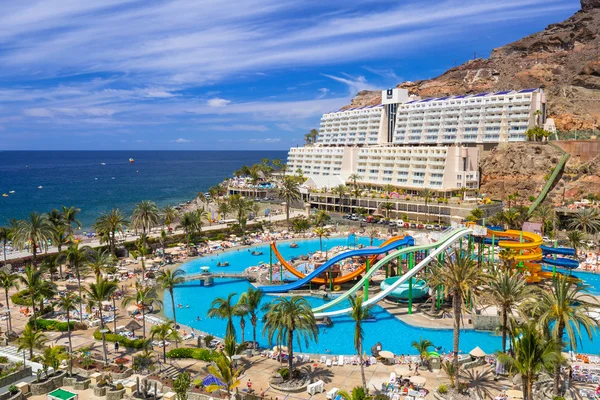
[344,0,600,132]
[479,142,600,204]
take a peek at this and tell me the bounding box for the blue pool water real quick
[542,265,600,296]
[163,237,599,355]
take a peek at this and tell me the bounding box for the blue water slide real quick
[542,257,579,269]
[540,245,577,256]
[259,237,415,293]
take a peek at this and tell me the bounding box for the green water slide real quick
[312,227,470,315]
[527,143,570,217]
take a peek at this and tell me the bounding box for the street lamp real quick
[99,328,109,365]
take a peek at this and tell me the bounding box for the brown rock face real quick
[344,4,600,131]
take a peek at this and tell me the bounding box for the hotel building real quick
[287,88,548,194]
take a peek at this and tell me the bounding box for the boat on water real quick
[2,194,8,197]
[37,186,43,189]
[251,251,263,256]
[289,243,299,248]
[129,158,135,163]
[216,261,230,267]
[9,190,14,194]
[100,162,106,166]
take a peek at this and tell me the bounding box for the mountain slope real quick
[345,0,600,131]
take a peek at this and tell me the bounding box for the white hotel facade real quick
[287,87,549,195]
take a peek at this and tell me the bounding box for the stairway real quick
[160,364,180,380]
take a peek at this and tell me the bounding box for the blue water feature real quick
[542,265,600,296]
[163,236,598,355]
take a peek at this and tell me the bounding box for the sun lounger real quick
[337,356,344,366]
[326,358,332,367]
[320,355,326,363]
[389,372,396,383]
[326,388,339,400]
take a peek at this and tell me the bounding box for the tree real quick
[62,243,90,322]
[41,254,60,282]
[156,268,185,346]
[332,184,347,213]
[420,188,434,208]
[0,226,11,267]
[208,293,238,339]
[566,230,587,259]
[436,249,489,388]
[262,296,318,379]
[486,269,534,352]
[150,320,180,362]
[122,282,162,339]
[178,212,199,248]
[61,206,82,233]
[217,201,231,220]
[87,248,114,278]
[161,205,178,230]
[13,212,53,263]
[173,371,191,400]
[304,128,318,144]
[233,299,249,345]
[238,287,264,349]
[0,271,19,332]
[312,210,331,227]
[17,324,47,358]
[337,387,369,400]
[313,227,329,252]
[87,276,118,364]
[291,216,310,234]
[529,275,599,394]
[278,176,301,225]
[19,265,44,329]
[228,195,254,233]
[568,208,600,235]
[497,322,561,400]
[132,237,151,279]
[525,126,551,142]
[347,173,362,212]
[441,360,457,388]
[348,295,373,389]
[531,203,556,235]
[40,346,67,380]
[206,355,241,400]
[94,209,129,256]
[411,337,434,370]
[367,228,378,246]
[56,293,78,376]
[131,200,160,235]
[380,202,394,219]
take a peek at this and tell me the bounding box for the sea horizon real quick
[0,150,288,230]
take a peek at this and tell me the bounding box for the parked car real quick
[417,224,424,229]
[404,222,410,228]
[410,223,417,229]
[426,224,434,230]
[434,225,441,231]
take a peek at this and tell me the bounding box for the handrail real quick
[527,143,569,216]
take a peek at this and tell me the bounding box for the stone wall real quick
[554,140,600,163]
[29,370,66,396]
[473,315,500,332]
[0,367,32,388]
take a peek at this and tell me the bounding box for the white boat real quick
[100,162,106,165]
[9,190,15,194]
[37,185,43,189]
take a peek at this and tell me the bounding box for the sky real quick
[0,0,580,151]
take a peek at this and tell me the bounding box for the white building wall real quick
[316,106,385,146]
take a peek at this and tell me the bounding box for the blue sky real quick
[0,0,580,150]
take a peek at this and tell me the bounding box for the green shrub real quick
[93,330,146,349]
[28,319,76,332]
[11,290,32,306]
[115,383,124,391]
[278,367,289,380]
[0,356,8,363]
[437,385,448,394]
[166,348,218,362]
[7,385,18,394]
[552,397,565,400]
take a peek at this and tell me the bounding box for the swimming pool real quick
[542,265,600,296]
[163,236,598,355]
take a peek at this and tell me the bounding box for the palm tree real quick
[531,203,556,235]
[0,271,19,332]
[87,248,114,278]
[233,300,249,345]
[278,177,301,225]
[380,202,394,219]
[62,243,90,322]
[13,212,53,263]
[568,207,600,235]
[420,188,434,208]
[436,249,489,388]
[87,276,118,364]
[262,296,318,379]
[312,210,331,227]
[122,282,161,339]
[156,268,185,346]
[347,173,362,212]
[177,212,198,248]
[56,293,78,376]
[131,200,160,235]
[487,269,534,352]
[423,265,443,313]
[382,184,395,196]
[566,230,587,259]
[498,248,517,270]
[161,205,178,230]
[238,287,264,348]
[94,209,129,256]
[497,322,562,400]
[332,184,347,213]
[367,228,379,246]
[338,387,369,400]
[51,225,71,277]
[303,128,318,144]
[19,265,44,329]
[0,226,11,267]
[208,293,238,339]
[348,295,373,389]
[206,355,241,400]
[132,238,151,279]
[313,227,329,252]
[17,324,47,358]
[61,206,82,233]
[529,275,599,394]
[411,337,434,370]
[217,201,231,220]
[150,320,180,362]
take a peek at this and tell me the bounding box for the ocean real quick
[0,151,287,230]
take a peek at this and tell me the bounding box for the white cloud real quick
[318,88,330,99]
[211,124,269,132]
[24,108,54,117]
[323,74,378,94]
[207,98,231,107]
[171,138,193,143]
[248,138,281,143]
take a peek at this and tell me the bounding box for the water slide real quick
[380,277,429,300]
[526,143,570,217]
[485,229,543,262]
[259,236,415,293]
[540,245,576,257]
[314,227,473,317]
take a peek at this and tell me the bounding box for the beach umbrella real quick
[202,375,224,388]
[409,376,426,386]
[273,345,288,352]
[378,350,394,359]
[469,346,486,358]
[395,366,410,375]
[125,320,143,337]
[428,351,441,358]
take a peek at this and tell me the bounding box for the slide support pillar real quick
[269,245,273,284]
[364,258,370,301]
[408,252,414,314]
